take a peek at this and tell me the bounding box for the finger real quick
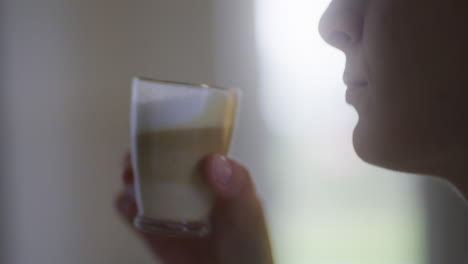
[122,152,134,185]
[122,151,131,168]
[204,155,254,199]
[115,192,138,223]
[122,165,134,185]
[204,155,274,264]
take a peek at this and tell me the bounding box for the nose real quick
[318,0,365,53]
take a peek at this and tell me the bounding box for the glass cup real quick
[130,77,239,237]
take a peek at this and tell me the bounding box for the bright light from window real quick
[255,0,354,140]
[254,1,426,264]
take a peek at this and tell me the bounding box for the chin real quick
[351,118,432,175]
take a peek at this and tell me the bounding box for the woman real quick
[115,0,468,263]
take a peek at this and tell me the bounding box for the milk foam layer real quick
[134,79,230,131]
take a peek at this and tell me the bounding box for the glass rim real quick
[134,76,239,93]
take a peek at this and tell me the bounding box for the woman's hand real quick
[115,153,274,264]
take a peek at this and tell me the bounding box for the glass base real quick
[134,215,211,237]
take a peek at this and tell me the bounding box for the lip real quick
[343,69,369,109]
[345,85,368,109]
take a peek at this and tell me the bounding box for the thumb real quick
[204,155,274,264]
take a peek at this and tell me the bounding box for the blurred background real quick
[2,0,468,263]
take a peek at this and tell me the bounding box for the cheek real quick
[354,0,451,166]
[368,2,455,124]
[356,0,468,169]
[366,0,468,117]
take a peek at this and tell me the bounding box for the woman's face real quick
[319,0,468,178]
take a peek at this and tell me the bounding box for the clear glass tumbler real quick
[130,77,239,237]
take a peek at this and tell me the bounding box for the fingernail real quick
[212,155,233,188]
